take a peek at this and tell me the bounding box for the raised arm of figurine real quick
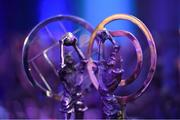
[58,32,88,119]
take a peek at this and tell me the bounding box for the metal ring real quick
[87,14,157,104]
[22,15,94,98]
[109,30,143,87]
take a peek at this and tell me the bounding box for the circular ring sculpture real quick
[87,14,157,104]
[22,15,94,100]
[109,30,143,86]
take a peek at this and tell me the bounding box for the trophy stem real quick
[75,110,84,119]
[64,113,71,120]
[118,103,126,120]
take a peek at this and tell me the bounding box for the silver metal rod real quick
[29,66,47,92]
[29,42,59,62]
[72,28,81,34]
[58,22,67,33]
[45,26,57,42]
[43,51,59,77]
[31,61,52,91]
[60,41,66,68]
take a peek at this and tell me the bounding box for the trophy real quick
[22,15,94,119]
[22,14,157,119]
[87,14,157,119]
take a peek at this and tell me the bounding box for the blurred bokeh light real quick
[0,0,179,119]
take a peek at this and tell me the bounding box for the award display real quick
[22,14,157,119]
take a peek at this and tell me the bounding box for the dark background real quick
[0,0,179,118]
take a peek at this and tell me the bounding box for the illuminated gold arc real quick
[87,14,153,57]
[87,14,157,103]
